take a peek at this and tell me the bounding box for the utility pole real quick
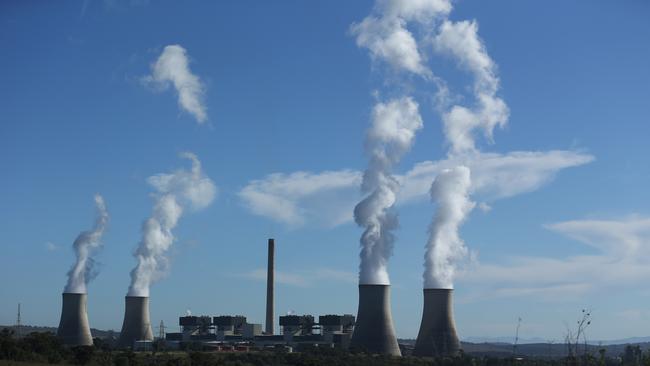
[15,303,22,337]
[158,320,165,340]
[513,317,522,356]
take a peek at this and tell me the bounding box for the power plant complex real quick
[55,238,461,357]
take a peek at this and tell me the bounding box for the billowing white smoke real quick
[127,152,216,297]
[144,45,207,124]
[351,1,449,284]
[425,10,509,288]
[434,19,509,155]
[64,195,109,294]
[351,0,501,287]
[350,0,451,77]
[424,166,475,288]
[355,97,423,284]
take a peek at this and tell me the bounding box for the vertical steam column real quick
[265,238,275,335]
[57,293,93,346]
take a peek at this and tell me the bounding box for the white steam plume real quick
[64,195,109,294]
[144,45,207,123]
[127,152,216,297]
[425,10,508,288]
[355,97,423,284]
[351,1,447,284]
[351,0,451,77]
[424,166,474,288]
[434,19,509,154]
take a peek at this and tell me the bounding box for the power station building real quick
[165,313,355,350]
[53,237,464,357]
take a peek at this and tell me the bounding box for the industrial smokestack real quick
[265,238,274,335]
[350,284,401,356]
[57,293,93,346]
[414,289,460,357]
[117,296,153,348]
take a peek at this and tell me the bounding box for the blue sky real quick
[1,0,649,342]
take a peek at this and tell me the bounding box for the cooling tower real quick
[350,284,401,356]
[117,296,153,348]
[413,289,460,357]
[56,293,93,346]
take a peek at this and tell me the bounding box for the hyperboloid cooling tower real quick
[57,293,93,346]
[117,296,153,348]
[413,289,460,357]
[350,284,401,356]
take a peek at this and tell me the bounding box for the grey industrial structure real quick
[165,313,355,349]
[265,239,274,335]
[349,284,401,356]
[51,237,465,357]
[414,289,460,357]
[56,293,93,346]
[117,296,154,348]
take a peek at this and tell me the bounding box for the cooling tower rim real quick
[358,283,391,287]
[422,288,454,293]
[62,292,87,295]
[124,295,149,299]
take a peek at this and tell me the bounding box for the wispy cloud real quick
[239,268,356,288]
[45,241,59,251]
[238,170,361,227]
[350,0,451,77]
[142,45,207,123]
[459,217,650,301]
[238,150,594,227]
[399,150,595,203]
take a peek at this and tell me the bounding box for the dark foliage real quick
[0,331,648,366]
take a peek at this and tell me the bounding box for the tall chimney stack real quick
[350,284,401,356]
[265,238,275,335]
[413,289,460,357]
[117,296,154,348]
[57,293,93,346]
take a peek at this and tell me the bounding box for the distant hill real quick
[463,336,548,344]
[463,335,650,346]
[0,325,115,339]
[399,338,650,359]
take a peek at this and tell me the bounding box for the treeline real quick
[0,329,647,366]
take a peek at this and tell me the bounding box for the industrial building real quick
[164,313,354,350]
[53,237,464,357]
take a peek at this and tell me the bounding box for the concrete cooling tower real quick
[117,296,153,348]
[56,293,93,346]
[414,289,460,357]
[350,284,401,356]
